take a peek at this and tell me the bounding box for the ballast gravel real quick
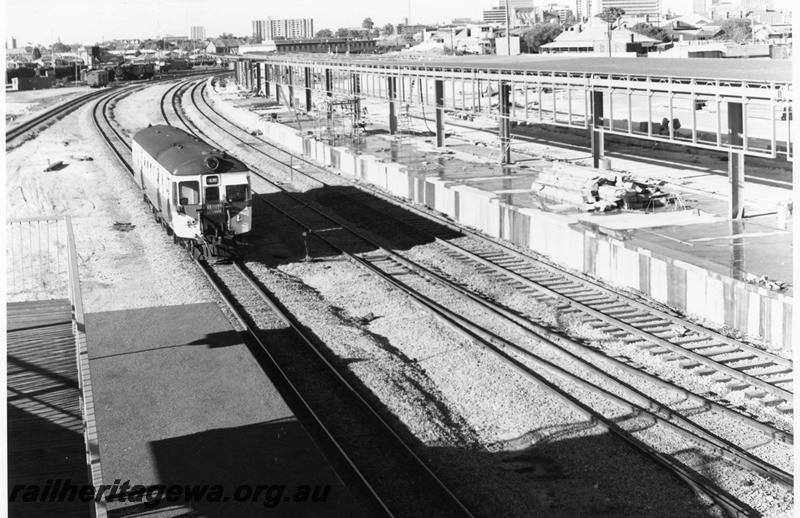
[244,256,719,518]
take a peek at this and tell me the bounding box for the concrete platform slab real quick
[630,216,792,286]
[86,302,362,517]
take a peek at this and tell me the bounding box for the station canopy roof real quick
[251,53,792,83]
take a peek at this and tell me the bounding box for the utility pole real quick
[504,0,511,56]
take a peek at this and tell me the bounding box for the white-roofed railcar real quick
[132,125,252,259]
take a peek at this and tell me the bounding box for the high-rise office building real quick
[597,0,660,16]
[252,18,315,41]
[507,0,534,8]
[576,0,593,18]
[190,26,206,41]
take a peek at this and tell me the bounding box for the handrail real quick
[65,215,85,332]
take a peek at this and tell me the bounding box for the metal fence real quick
[6,216,74,301]
[6,215,100,515]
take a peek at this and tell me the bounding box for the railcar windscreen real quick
[225,184,249,203]
[179,181,200,205]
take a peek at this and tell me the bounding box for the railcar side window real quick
[225,184,249,202]
[178,181,200,205]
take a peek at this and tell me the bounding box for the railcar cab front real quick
[172,153,252,243]
[132,125,252,260]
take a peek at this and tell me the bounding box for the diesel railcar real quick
[132,125,252,259]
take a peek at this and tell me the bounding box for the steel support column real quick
[325,68,333,96]
[275,65,281,104]
[287,65,294,108]
[728,102,745,219]
[324,68,333,120]
[264,64,271,98]
[352,73,361,119]
[304,67,312,112]
[498,81,512,164]
[255,63,262,94]
[591,90,604,168]
[435,79,445,147]
[388,76,398,135]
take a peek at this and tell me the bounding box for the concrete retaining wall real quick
[209,81,793,351]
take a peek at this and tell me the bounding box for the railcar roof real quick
[133,125,249,176]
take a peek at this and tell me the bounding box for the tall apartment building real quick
[190,26,206,41]
[597,0,660,17]
[483,6,509,23]
[575,0,593,18]
[252,18,314,42]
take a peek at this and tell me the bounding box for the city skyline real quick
[4,0,793,46]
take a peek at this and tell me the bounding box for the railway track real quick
[174,78,793,516]
[95,77,473,517]
[194,78,794,418]
[6,70,223,146]
[6,88,108,143]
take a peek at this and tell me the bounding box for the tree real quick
[596,7,625,56]
[52,42,71,53]
[32,47,41,59]
[362,17,374,30]
[630,22,670,42]
[382,23,395,36]
[715,18,752,43]
[521,23,563,53]
[335,28,352,38]
[541,10,560,24]
[596,7,625,23]
[219,32,234,39]
[315,28,333,38]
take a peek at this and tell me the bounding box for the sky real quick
[3,0,793,46]
[4,0,492,45]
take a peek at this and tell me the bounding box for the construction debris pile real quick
[531,163,673,212]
